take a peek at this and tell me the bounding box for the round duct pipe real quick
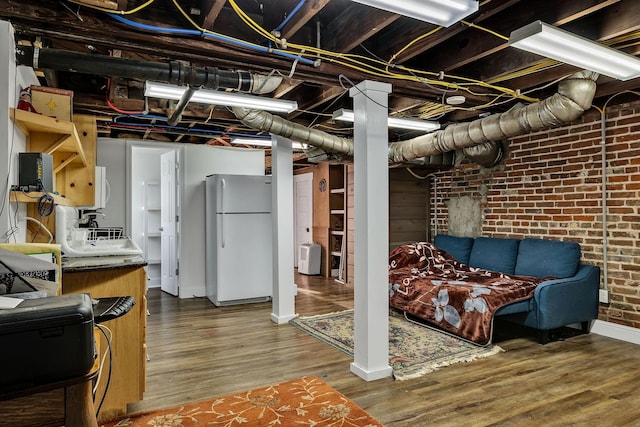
[15,46,278,93]
[231,71,598,169]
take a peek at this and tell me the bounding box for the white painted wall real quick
[0,21,44,243]
[96,138,265,298]
[96,138,128,229]
[130,145,173,255]
[180,144,264,298]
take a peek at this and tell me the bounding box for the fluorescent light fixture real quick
[144,81,298,113]
[230,137,307,150]
[509,21,640,81]
[332,109,440,132]
[350,0,478,27]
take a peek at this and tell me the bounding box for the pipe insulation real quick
[16,46,599,167]
[388,71,599,162]
[232,71,598,166]
[16,46,282,94]
[232,107,354,157]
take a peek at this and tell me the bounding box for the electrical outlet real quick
[599,289,610,304]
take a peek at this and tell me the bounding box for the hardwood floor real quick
[128,273,640,426]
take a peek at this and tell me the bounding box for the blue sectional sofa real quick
[433,235,601,344]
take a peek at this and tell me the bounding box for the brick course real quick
[431,100,640,329]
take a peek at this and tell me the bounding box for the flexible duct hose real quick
[233,71,598,166]
[232,107,354,156]
[388,71,599,162]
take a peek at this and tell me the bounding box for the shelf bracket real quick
[53,153,80,174]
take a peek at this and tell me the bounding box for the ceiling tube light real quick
[509,21,640,81]
[144,81,298,113]
[332,109,440,132]
[349,0,478,27]
[230,138,307,150]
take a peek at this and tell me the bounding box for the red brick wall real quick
[430,100,640,328]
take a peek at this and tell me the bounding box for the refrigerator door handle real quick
[220,178,226,248]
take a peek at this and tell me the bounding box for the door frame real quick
[293,172,313,267]
[127,142,182,292]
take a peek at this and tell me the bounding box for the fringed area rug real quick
[100,376,382,427]
[289,309,503,380]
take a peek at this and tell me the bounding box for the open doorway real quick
[293,173,313,268]
[130,145,180,295]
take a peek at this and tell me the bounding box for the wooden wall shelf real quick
[10,108,87,172]
[10,191,75,206]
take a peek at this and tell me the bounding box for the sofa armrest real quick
[533,264,600,330]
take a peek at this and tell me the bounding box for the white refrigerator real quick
[205,174,273,306]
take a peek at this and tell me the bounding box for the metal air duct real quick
[232,71,599,167]
[388,71,598,162]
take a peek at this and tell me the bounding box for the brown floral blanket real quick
[388,242,550,345]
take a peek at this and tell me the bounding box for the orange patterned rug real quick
[100,376,382,426]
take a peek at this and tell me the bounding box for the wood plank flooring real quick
[127,273,640,426]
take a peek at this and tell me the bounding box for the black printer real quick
[0,293,95,390]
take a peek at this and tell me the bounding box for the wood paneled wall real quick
[346,166,429,285]
[297,164,430,285]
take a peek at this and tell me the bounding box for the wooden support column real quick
[270,134,296,324]
[350,80,393,381]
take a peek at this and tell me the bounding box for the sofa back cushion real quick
[468,237,520,274]
[433,235,474,264]
[515,238,581,278]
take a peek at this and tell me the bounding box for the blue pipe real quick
[275,0,306,32]
[108,14,314,66]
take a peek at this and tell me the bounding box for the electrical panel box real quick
[18,152,54,192]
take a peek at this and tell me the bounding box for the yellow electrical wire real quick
[387,27,442,71]
[228,0,277,41]
[68,0,541,106]
[224,0,534,100]
[487,59,560,85]
[460,20,508,41]
[170,0,316,63]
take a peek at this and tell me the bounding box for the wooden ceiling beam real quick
[280,0,330,40]
[199,0,226,30]
[288,85,345,119]
[374,0,521,65]
[411,0,620,73]
[460,0,640,87]
[324,4,400,53]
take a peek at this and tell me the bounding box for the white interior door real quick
[294,173,313,267]
[160,150,178,296]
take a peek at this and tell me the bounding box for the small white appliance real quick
[298,243,321,275]
[205,174,273,306]
[55,205,143,258]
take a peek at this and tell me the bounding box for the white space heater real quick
[298,243,321,275]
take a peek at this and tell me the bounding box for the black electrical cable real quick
[36,179,54,217]
[96,324,113,418]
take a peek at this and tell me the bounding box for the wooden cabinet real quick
[307,163,348,280]
[62,264,147,421]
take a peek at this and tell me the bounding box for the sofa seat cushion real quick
[468,237,520,274]
[515,238,581,278]
[495,298,532,315]
[433,235,474,264]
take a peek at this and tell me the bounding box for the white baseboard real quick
[591,320,640,345]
